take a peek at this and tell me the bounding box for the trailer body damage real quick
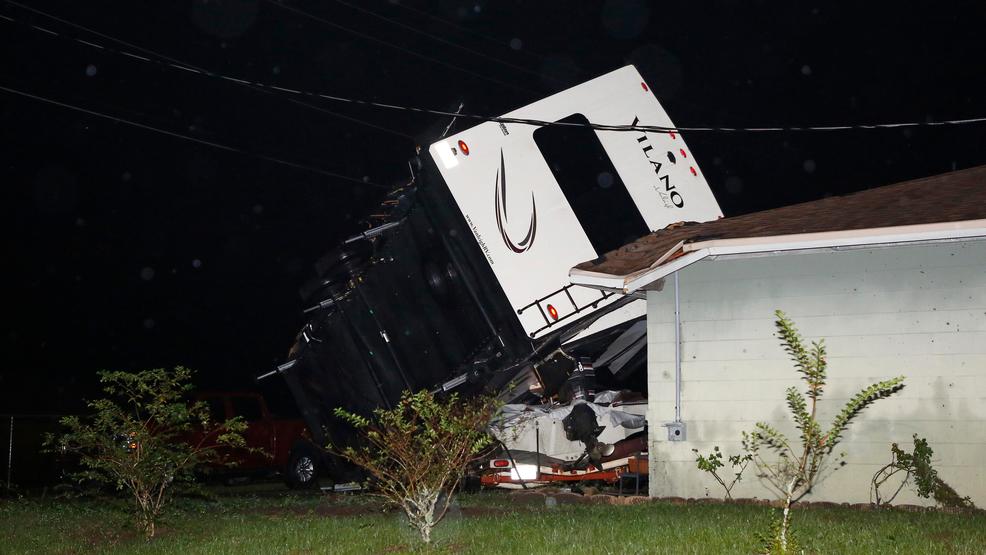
[431,65,722,340]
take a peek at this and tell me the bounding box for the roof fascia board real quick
[570,219,986,294]
[566,269,627,290]
[623,250,709,292]
[680,219,986,255]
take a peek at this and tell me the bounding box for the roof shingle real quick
[574,165,986,277]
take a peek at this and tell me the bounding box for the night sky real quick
[3,1,985,414]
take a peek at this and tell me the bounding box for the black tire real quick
[460,475,481,494]
[285,446,320,490]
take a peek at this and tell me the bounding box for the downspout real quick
[662,271,686,441]
[674,271,682,423]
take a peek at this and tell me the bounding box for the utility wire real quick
[262,0,537,95]
[6,5,986,136]
[0,84,388,187]
[330,0,557,86]
[3,0,414,141]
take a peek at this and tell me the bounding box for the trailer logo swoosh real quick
[494,150,537,253]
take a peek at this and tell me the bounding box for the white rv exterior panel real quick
[429,65,722,338]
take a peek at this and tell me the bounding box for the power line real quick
[0,83,388,188]
[3,0,415,141]
[258,79,986,135]
[330,0,558,86]
[262,0,537,95]
[7,5,986,136]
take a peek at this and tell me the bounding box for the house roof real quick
[570,165,986,292]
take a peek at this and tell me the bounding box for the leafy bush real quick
[333,390,499,543]
[742,310,905,553]
[693,446,752,500]
[871,434,975,509]
[46,367,248,538]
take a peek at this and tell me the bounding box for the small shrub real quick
[871,434,975,509]
[46,367,248,538]
[332,390,499,544]
[693,446,752,500]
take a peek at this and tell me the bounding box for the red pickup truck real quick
[196,391,322,488]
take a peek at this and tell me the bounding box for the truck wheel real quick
[285,447,320,489]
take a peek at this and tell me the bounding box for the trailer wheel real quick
[285,446,320,489]
[422,259,460,306]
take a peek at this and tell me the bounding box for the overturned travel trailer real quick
[262,65,722,486]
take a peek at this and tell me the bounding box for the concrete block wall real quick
[647,239,986,506]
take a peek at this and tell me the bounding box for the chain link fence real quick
[2,414,70,489]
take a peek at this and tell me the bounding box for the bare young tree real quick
[333,390,499,544]
[743,311,905,553]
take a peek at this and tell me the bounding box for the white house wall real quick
[646,239,986,506]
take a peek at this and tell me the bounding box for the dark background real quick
[2,1,985,414]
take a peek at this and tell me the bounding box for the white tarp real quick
[492,394,646,462]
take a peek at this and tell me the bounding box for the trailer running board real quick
[480,454,647,488]
[321,482,363,493]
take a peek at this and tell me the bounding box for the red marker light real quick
[669,132,676,139]
[492,459,510,468]
[679,148,687,158]
[640,81,649,92]
[690,166,697,176]
[547,304,559,320]
[457,140,470,156]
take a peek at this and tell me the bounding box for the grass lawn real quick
[1,486,984,554]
